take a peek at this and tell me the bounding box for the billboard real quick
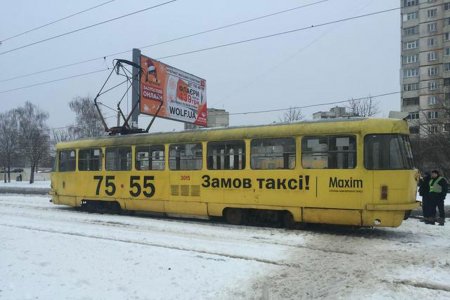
[140,55,207,126]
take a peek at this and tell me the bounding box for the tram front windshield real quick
[364,134,414,170]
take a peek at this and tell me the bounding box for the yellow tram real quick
[50,118,420,228]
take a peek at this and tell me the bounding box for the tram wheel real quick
[282,211,296,229]
[224,208,246,225]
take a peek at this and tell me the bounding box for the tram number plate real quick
[93,175,155,198]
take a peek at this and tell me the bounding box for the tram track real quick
[2,194,450,298]
[0,195,443,256]
[0,198,403,258]
[1,213,445,275]
[0,207,358,259]
[0,222,305,268]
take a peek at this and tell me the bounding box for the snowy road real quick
[1,195,450,299]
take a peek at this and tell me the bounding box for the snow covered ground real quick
[0,181,50,195]
[1,194,449,300]
[0,180,50,189]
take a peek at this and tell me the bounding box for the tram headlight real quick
[374,219,381,225]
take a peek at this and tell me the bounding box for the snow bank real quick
[0,181,50,195]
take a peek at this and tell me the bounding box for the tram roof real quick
[56,117,409,149]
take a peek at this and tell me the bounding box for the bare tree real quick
[279,107,303,123]
[0,109,20,182]
[16,102,51,184]
[52,128,78,143]
[411,99,450,177]
[346,96,380,117]
[69,96,105,138]
[412,134,450,177]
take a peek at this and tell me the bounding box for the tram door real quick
[167,143,207,216]
[364,134,416,205]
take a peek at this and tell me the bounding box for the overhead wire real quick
[227,91,401,116]
[0,0,329,83]
[139,0,329,52]
[0,6,400,94]
[0,0,116,44]
[47,89,404,132]
[3,2,448,86]
[218,84,440,117]
[0,5,408,125]
[215,0,373,103]
[0,69,108,94]
[0,0,177,56]
[158,6,400,60]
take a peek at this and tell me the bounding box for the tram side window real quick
[105,147,132,171]
[136,145,165,170]
[251,138,295,169]
[364,134,414,170]
[79,148,102,171]
[207,140,245,170]
[302,136,356,169]
[58,150,76,172]
[169,143,202,170]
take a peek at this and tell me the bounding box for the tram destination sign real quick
[140,54,207,126]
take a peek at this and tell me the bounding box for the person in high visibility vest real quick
[428,170,448,226]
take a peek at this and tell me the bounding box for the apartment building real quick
[401,0,450,136]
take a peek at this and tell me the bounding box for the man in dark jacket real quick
[418,172,431,223]
[428,170,448,226]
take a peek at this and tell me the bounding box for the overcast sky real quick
[0,0,400,132]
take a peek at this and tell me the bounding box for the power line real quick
[0,69,108,94]
[158,7,400,60]
[227,83,449,117]
[228,91,401,116]
[0,7,400,94]
[0,0,177,56]
[0,58,105,83]
[139,0,329,51]
[0,0,116,44]
[223,85,445,117]
[0,0,328,83]
[47,90,401,132]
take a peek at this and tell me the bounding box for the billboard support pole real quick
[131,48,141,128]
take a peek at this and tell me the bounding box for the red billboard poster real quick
[140,55,207,126]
